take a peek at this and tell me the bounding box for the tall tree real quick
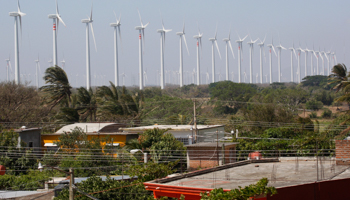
[76,87,97,122]
[40,66,72,111]
[328,63,348,92]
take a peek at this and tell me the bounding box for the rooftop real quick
[121,125,224,132]
[55,123,126,134]
[186,142,239,148]
[146,158,350,190]
[14,127,41,133]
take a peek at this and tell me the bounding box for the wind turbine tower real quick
[247,36,259,83]
[157,14,172,89]
[289,43,297,82]
[5,56,12,82]
[135,9,149,90]
[193,28,203,85]
[236,33,248,83]
[257,37,266,84]
[223,31,235,81]
[48,0,66,67]
[81,3,97,90]
[315,49,320,75]
[176,23,189,87]
[9,0,26,84]
[35,56,40,89]
[110,12,121,86]
[267,37,277,84]
[209,27,221,83]
[296,44,305,83]
[275,40,287,83]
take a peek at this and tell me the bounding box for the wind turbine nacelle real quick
[48,14,58,19]
[110,23,120,27]
[209,38,215,41]
[223,38,229,41]
[176,32,184,35]
[81,19,91,23]
[135,26,143,30]
[9,12,20,17]
[157,29,164,33]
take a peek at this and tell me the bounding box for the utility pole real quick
[69,168,74,200]
[193,99,197,142]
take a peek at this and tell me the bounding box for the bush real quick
[306,99,323,110]
[321,108,332,118]
[0,171,51,190]
[309,112,317,119]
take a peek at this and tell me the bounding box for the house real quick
[15,127,42,149]
[186,142,238,170]
[41,123,138,150]
[144,158,350,200]
[120,125,226,145]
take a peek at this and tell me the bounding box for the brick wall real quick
[335,140,350,165]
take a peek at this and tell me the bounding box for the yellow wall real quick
[41,134,127,148]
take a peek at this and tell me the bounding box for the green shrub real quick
[309,112,317,118]
[321,108,332,118]
[306,99,323,110]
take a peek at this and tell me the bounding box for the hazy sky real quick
[1,0,349,87]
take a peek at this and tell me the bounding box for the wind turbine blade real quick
[293,49,297,59]
[242,35,248,41]
[19,16,23,41]
[90,23,97,52]
[118,26,122,51]
[161,12,164,30]
[142,29,145,47]
[144,22,149,28]
[56,0,59,14]
[262,35,266,43]
[228,41,235,59]
[215,41,221,59]
[236,31,241,40]
[113,11,118,21]
[253,38,259,43]
[90,1,93,20]
[272,46,277,57]
[137,9,143,26]
[57,16,66,27]
[183,34,190,56]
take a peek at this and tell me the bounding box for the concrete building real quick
[41,123,137,150]
[186,142,238,170]
[144,158,350,200]
[121,125,225,145]
[15,127,42,149]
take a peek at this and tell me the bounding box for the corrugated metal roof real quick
[121,125,224,132]
[55,123,120,134]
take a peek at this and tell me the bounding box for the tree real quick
[40,66,72,111]
[302,75,330,88]
[76,87,97,122]
[305,98,324,110]
[328,63,348,93]
[200,178,277,200]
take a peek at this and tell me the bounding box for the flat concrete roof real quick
[55,123,124,134]
[186,142,239,148]
[14,128,41,133]
[121,125,224,132]
[147,158,350,190]
[0,190,48,199]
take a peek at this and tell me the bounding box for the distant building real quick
[41,123,137,150]
[186,142,238,170]
[15,127,42,149]
[121,125,225,145]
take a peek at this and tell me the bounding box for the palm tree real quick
[40,66,72,111]
[76,87,97,122]
[328,63,349,92]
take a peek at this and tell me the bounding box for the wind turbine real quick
[326,50,331,75]
[319,48,324,75]
[275,40,287,83]
[289,43,297,82]
[257,36,266,84]
[223,30,235,81]
[5,56,12,82]
[321,50,328,75]
[9,0,26,84]
[176,22,189,87]
[121,72,127,86]
[135,9,149,90]
[236,32,248,83]
[209,26,221,83]
[143,71,148,87]
[35,56,41,89]
[247,35,259,83]
[48,0,66,67]
[296,43,305,83]
[157,13,172,89]
[61,58,65,69]
[308,45,316,76]
[81,2,97,90]
[48,58,53,67]
[193,27,203,85]
[303,44,310,77]
[315,49,320,75]
[243,71,247,83]
[267,36,277,84]
[110,11,121,87]
[256,73,259,83]
[205,71,210,84]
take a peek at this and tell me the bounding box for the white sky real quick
[1,0,349,87]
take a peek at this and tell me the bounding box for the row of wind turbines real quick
[7,0,338,90]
